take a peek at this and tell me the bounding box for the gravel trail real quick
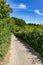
[7,34,43,65]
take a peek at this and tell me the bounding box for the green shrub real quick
[14,30,43,57]
[0,20,11,60]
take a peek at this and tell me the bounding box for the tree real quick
[11,17,26,26]
[0,0,12,19]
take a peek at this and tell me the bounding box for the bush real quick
[0,19,11,60]
[14,30,43,57]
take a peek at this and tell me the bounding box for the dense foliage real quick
[14,31,43,56]
[0,0,12,61]
[0,19,11,60]
[0,0,12,19]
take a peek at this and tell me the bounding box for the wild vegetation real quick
[0,0,12,61]
[0,0,43,62]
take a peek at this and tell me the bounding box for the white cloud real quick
[18,3,26,9]
[35,10,43,15]
[10,3,27,9]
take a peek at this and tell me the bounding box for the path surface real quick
[7,34,43,65]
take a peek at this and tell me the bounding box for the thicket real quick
[0,0,12,61]
[0,19,11,60]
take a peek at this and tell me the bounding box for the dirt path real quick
[7,34,43,65]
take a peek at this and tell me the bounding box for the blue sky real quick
[6,0,43,24]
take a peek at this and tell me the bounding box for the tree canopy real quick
[0,0,12,19]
